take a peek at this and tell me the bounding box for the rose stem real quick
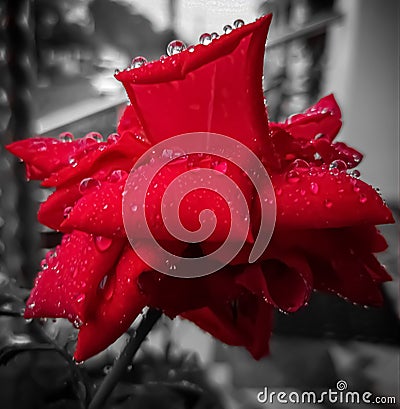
[88,308,162,409]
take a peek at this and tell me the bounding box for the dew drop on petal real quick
[94,236,113,252]
[324,199,333,208]
[79,178,100,194]
[107,133,120,144]
[63,206,73,218]
[211,32,219,39]
[27,302,36,309]
[233,19,244,28]
[359,194,367,204]
[223,24,233,34]
[167,40,186,56]
[199,33,212,45]
[349,169,361,178]
[40,259,48,270]
[99,275,108,290]
[310,182,319,194]
[58,132,74,142]
[130,204,138,212]
[276,188,282,196]
[329,159,347,173]
[73,317,83,329]
[131,56,147,68]
[76,294,85,303]
[114,69,120,75]
[289,159,310,170]
[85,132,103,143]
[109,169,127,183]
[286,170,300,183]
[69,157,78,167]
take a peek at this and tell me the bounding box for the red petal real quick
[281,94,342,142]
[268,227,390,306]
[138,265,242,317]
[269,167,394,229]
[38,183,81,231]
[181,295,273,360]
[124,155,254,243]
[237,253,312,312]
[74,246,147,361]
[24,231,124,323]
[6,137,84,181]
[116,15,275,165]
[61,178,126,237]
[117,104,146,141]
[42,132,149,188]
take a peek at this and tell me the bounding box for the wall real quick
[324,0,399,203]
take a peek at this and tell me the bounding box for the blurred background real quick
[0,0,398,408]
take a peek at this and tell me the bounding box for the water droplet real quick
[58,132,74,142]
[223,24,233,34]
[85,132,103,143]
[310,182,319,194]
[324,199,333,208]
[131,56,147,68]
[353,185,360,193]
[109,169,127,183]
[276,188,282,196]
[73,317,83,329]
[289,159,310,170]
[352,153,362,164]
[76,294,85,303]
[95,236,112,252]
[103,365,112,375]
[107,133,120,144]
[167,40,186,56]
[329,160,347,173]
[27,302,36,309]
[79,178,100,194]
[199,33,212,45]
[187,45,195,53]
[40,259,48,270]
[233,19,244,28]
[114,69,120,75]
[211,32,219,39]
[130,204,138,212]
[99,275,108,290]
[349,169,361,178]
[69,157,78,167]
[63,206,73,218]
[359,194,367,204]
[286,170,300,183]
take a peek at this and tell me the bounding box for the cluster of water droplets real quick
[123,18,246,72]
[279,158,368,207]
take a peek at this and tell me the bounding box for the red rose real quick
[7,14,394,362]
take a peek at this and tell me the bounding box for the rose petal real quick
[74,246,147,361]
[281,94,342,142]
[124,155,254,243]
[268,167,394,229]
[61,178,126,237]
[181,295,273,360]
[236,252,312,312]
[42,131,149,188]
[116,15,275,166]
[24,231,125,323]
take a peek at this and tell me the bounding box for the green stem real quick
[88,308,162,409]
